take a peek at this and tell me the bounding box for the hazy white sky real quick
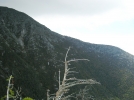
[1,0,134,55]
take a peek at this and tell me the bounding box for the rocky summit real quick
[0,7,134,100]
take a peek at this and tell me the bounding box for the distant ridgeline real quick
[0,7,134,100]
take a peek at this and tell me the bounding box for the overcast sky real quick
[1,0,134,55]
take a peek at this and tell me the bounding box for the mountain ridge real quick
[0,6,134,100]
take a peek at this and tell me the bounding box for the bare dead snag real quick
[47,47,100,100]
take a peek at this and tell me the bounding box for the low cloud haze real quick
[1,0,120,16]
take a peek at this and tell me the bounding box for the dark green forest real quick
[0,7,134,100]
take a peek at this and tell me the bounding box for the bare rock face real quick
[0,7,134,100]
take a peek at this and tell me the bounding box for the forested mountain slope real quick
[0,7,134,100]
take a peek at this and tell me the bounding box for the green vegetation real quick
[0,7,134,100]
[22,97,33,100]
[1,75,33,100]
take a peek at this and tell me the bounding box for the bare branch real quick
[67,59,90,63]
[65,47,71,62]
[61,93,75,100]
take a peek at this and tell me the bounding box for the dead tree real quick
[6,75,13,100]
[48,47,100,100]
[5,75,22,100]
